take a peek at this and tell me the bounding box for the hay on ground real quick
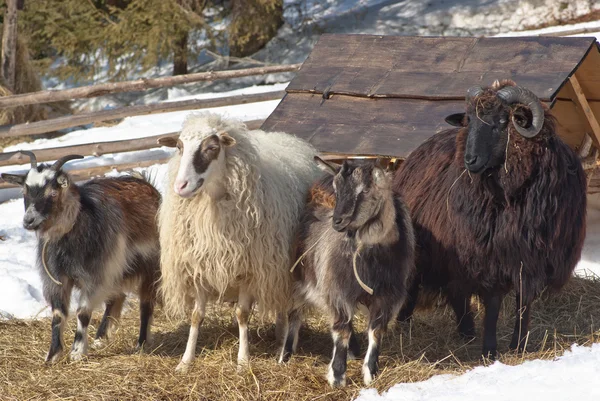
[1,275,599,401]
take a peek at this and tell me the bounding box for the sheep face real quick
[1,155,83,232]
[171,133,236,198]
[445,82,545,174]
[315,157,389,233]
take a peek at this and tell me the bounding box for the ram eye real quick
[50,190,59,197]
[205,145,219,152]
[499,118,508,125]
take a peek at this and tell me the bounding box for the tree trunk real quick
[228,0,283,58]
[173,31,188,76]
[1,0,19,91]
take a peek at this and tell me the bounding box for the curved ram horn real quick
[496,86,544,138]
[466,86,484,101]
[51,155,84,171]
[17,150,37,169]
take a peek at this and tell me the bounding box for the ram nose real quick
[464,153,487,173]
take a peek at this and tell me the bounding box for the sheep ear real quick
[445,113,466,127]
[314,156,340,176]
[157,136,178,147]
[1,173,25,186]
[219,132,236,147]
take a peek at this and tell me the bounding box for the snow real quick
[356,343,600,401]
[1,0,600,396]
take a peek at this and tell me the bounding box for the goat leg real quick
[279,308,302,363]
[94,293,126,348]
[45,281,72,364]
[327,312,353,388]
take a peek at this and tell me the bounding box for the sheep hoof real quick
[175,361,191,373]
[236,360,250,374]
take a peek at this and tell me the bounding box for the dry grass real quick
[1,275,600,401]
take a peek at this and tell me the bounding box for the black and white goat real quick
[1,152,161,363]
[279,157,415,387]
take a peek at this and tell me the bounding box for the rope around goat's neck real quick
[352,241,374,295]
[42,240,62,286]
[290,237,374,295]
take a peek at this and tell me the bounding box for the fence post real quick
[1,0,19,91]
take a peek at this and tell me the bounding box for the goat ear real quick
[157,136,178,147]
[219,132,236,147]
[1,173,25,186]
[372,166,386,185]
[445,113,466,127]
[314,156,340,176]
[57,175,69,188]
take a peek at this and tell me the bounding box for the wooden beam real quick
[0,64,300,108]
[569,74,600,146]
[0,119,264,167]
[1,0,18,90]
[0,158,170,189]
[0,91,283,138]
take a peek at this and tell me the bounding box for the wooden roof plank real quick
[289,35,597,101]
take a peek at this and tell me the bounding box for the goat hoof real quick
[91,338,106,350]
[362,365,375,386]
[175,360,192,373]
[69,351,88,362]
[327,369,346,388]
[45,349,64,364]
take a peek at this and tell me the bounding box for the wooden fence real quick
[0,64,299,189]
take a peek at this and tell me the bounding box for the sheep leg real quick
[482,293,502,360]
[94,293,126,346]
[449,293,475,340]
[278,308,302,363]
[235,290,254,367]
[327,311,353,388]
[71,294,97,361]
[509,293,532,352]
[175,292,207,373]
[136,275,157,350]
[397,280,420,322]
[363,301,394,386]
[45,280,73,364]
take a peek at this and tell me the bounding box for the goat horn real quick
[466,86,484,101]
[51,155,84,171]
[16,150,37,169]
[496,86,544,138]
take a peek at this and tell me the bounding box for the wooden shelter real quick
[261,34,600,192]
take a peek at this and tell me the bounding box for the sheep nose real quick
[333,217,342,225]
[464,154,478,167]
[175,180,188,193]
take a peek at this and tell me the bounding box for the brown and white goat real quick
[1,152,161,363]
[280,157,415,387]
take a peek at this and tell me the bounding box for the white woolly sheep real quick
[157,112,321,371]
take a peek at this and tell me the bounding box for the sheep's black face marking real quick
[330,161,383,232]
[463,103,511,174]
[174,133,235,198]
